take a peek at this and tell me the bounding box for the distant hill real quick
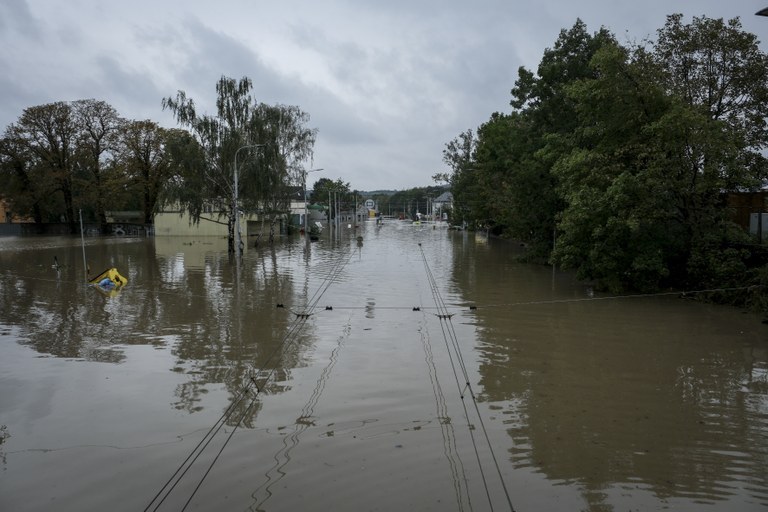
[361,185,448,197]
[361,190,397,197]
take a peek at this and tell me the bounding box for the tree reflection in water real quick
[450,235,768,509]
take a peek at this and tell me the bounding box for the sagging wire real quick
[419,246,494,509]
[475,285,765,310]
[271,284,766,315]
[144,248,356,511]
[418,243,516,512]
[8,270,761,315]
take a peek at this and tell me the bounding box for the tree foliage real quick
[310,177,353,222]
[0,76,317,246]
[310,177,350,204]
[384,185,447,219]
[73,99,124,231]
[118,120,177,224]
[441,129,478,226]
[0,101,178,233]
[8,102,80,232]
[445,14,768,295]
[162,75,316,250]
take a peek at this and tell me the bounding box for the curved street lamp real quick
[234,144,265,257]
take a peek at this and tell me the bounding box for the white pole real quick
[303,170,308,240]
[233,158,241,257]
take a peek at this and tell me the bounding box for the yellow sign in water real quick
[89,267,128,290]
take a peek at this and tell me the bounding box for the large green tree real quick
[653,14,768,286]
[73,99,124,233]
[445,20,617,255]
[1,99,135,231]
[550,43,683,291]
[551,15,768,291]
[10,102,80,232]
[507,19,616,257]
[443,14,767,295]
[0,129,49,223]
[310,177,350,223]
[118,120,177,224]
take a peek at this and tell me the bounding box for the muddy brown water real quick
[1,222,767,511]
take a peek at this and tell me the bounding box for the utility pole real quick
[302,168,323,243]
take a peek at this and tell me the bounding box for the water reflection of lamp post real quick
[303,168,323,241]
[234,144,264,257]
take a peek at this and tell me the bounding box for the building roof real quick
[434,191,453,203]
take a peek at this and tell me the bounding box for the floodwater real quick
[1,222,767,512]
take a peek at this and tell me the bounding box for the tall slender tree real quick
[162,75,316,252]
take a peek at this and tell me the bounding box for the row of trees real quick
[0,75,318,253]
[441,14,768,295]
[0,99,176,232]
[378,186,448,219]
[309,177,355,219]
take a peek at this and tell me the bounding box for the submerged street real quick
[1,221,767,511]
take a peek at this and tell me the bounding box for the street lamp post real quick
[234,144,264,257]
[303,168,323,241]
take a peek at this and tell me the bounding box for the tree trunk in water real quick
[32,203,43,224]
[63,182,77,234]
[143,184,153,224]
[227,204,236,254]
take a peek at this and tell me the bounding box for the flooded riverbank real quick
[1,223,767,511]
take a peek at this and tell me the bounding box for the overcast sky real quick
[1,1,766,191]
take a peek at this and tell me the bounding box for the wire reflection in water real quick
[419,318,472,512]
[249,318,353,510]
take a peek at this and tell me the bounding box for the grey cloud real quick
[0,0,40,38]
[2,0,765,191]
[92,56,170,122]
[145,17,385,145]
